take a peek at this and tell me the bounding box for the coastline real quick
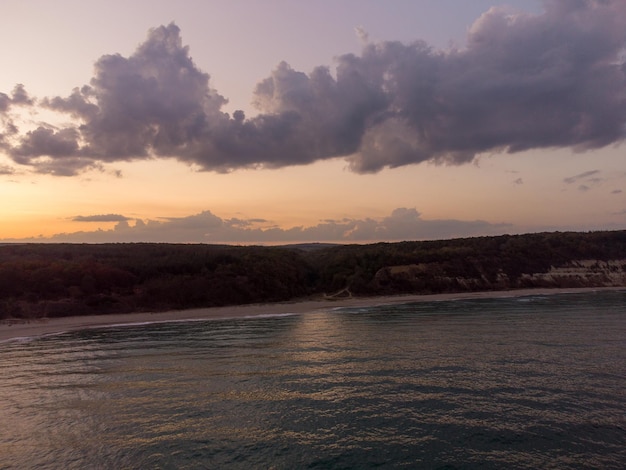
[1,286,623,343]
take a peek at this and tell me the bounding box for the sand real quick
[1,287,623,343]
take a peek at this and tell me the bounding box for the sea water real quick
[1,290,624,469]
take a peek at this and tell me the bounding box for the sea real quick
[1,290,624,469]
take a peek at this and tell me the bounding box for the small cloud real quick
[564,169,607,192]
[227,218,254,228]
[563,170,600,184]
[225,217,271,229]
[355,25,369,45]
[0,165,15,175]
[513,177,523,185]
[73,214,131,222]
[611,189,622,194]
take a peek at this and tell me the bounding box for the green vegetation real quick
[1,230,626,319]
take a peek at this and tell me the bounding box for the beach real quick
[1,287,623,343]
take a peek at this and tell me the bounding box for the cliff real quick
[372,259,626,294]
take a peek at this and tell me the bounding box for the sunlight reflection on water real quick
[0,291,624,469]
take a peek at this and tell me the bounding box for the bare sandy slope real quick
[1,287,623,343]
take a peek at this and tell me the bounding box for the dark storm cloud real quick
[4,0,626,175]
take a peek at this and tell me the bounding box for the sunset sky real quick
[2,0,625,244]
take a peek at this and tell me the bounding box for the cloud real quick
[563,169,608,191]
[1,208,510,244]
[1,84,35,157]
[0,164,15,175]
[563,169,601,184]
[72,214,132,222]
[3,0,626,175]
[0,84,33,113]
[354,26,370,45]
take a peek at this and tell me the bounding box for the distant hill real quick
[1,230,625,319]
[276,243,340,252]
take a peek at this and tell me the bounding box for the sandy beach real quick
[1,287,623,343]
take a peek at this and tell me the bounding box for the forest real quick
[1,230,625,319]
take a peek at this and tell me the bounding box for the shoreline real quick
[1,286,623,343]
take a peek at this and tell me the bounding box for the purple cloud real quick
[2,0,626,175]
[1,208,509,244]
[0,84,33,113]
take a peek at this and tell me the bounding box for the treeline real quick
[1,230,625,319]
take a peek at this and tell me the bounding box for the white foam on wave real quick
[101,311,300,328]
[239,312,298,319]
[0,335,36,344]
[1,311,305,344]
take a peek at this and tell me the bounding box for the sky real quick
[1,0,625,244]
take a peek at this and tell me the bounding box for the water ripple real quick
[1,290,625,469]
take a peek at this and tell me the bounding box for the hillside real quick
[1,230,625,319]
